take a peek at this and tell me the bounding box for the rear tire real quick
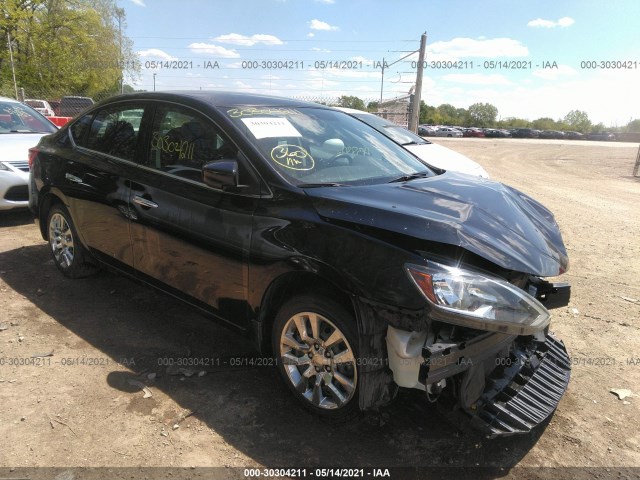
[47,204,96,278]
[272,295,360,421]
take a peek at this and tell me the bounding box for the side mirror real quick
[202,160,238,190]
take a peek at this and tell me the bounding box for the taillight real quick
[28,147,39,170]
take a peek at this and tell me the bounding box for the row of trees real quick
[1,0,138,100]
[338,96,640,134]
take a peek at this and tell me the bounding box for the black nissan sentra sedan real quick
[29,91,572,436]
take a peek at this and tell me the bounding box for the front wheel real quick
[272,295,360,421]
[47,204,96,278]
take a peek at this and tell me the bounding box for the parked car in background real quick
[539,130,565,139]
[29,91,572,435]
[24,99,55,117]
[510,128,539,138]
[462,128,485,138]
[0,96,57,210]
[433,127,463,137]
[335,108,489,177]
[565,131,584,140]
[58,96,94,117]
[484,129,512,138]
[587,132,617,141]
[418,125,437,136]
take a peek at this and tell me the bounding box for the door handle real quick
[132,195,158,209]
[65,173,82,183]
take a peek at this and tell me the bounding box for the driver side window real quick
[148,105,237,183]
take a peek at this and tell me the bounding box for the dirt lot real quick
[1,138,639,479]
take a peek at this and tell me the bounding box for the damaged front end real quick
[384,261,571,437]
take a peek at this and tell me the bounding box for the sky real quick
[118,0,640,126]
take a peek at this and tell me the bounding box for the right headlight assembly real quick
[406,261,550,335]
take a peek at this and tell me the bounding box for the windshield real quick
[0,101,57,134]
[225,106,433,186]
[352,112,429,146]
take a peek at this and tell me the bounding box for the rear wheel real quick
[47,204,95,278]
[272,295,360,420]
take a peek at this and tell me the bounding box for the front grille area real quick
[4,185,29,202]
[472,334,571,437]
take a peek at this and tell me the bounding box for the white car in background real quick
[433,126,463,137]
[0,96,57,211]
[334,108,489,178]
[24,99,55,117]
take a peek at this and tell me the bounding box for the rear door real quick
[64,101,149,272]
[128,102,261,329]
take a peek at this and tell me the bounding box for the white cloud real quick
[188,43,240,58]
[307,32,315,38]
[528,16,575,28]
[213,33,284,46]
[130,0,145,6]
[137,49,176,60]
[442,73,512,86]
[427,37,529,60]
[311,47,331,53]
[351,55,372,63]
[532,64,578,80]
[315,0,335,3]
[309,19,339,31]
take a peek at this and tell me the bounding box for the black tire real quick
[46,204,96,278]
[272,294,360,421]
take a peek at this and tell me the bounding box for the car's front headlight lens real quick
[406,261,550,335]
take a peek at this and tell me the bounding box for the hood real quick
[405,142,490,178]
[0,133,48,161]
[305,172,569,277]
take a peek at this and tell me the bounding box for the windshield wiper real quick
[298,182,348,188]
[400,141,426,146]
[388,172,431,183]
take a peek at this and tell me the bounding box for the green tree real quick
[366,101,379,112]
[0,0,139,99]
[626,119,640,133]
[497,117,530,129]
[531,117,560,131]
[466,102,498,128]
[337,95,366,111]
[564,110,592,133]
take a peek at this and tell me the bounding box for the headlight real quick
[406,261,550,335]
[0,162,10,171]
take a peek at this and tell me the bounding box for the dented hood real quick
[305,173,569,277]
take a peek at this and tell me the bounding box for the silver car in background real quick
[0,97,57,211]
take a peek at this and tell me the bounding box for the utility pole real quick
[408,32,427,133]
[115,8,125,94]
[379,57,385,104]
[7,31,18,100]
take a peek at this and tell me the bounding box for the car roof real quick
[0,96,20,104]
[99,91,328,109]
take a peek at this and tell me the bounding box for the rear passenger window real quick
[147,105,237,182]
[85,105,145,161]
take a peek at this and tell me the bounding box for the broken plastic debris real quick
[197,371,206,377]
[610,388,634,400]
[127,379,153,398]
[172,424,179,430]
[147,373,157,380]
[0,323,8,331]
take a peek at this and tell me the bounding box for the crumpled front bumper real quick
[468,334,571,437]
